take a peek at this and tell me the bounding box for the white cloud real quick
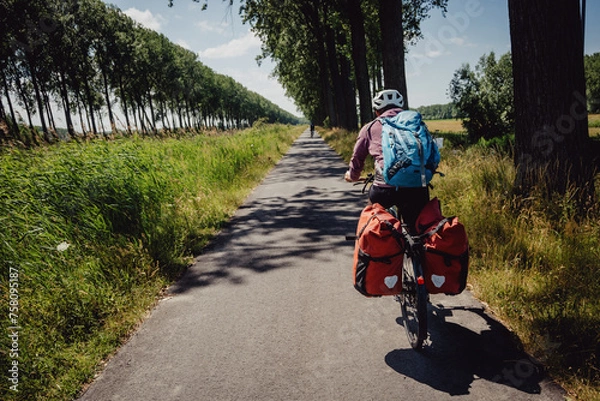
[198,31,261,59]
[196,20,229,35]
[408,50,448,61]
[449,36,466,46]
[425,50,444,58]
[123,8,165,31]
[447,36,477,47]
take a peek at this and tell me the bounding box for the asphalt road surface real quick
[78,130,566,401]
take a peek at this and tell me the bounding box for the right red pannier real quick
[415,197,469,295]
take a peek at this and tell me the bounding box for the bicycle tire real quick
[397,254,428,350]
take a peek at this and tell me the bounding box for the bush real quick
[449,52,514,142]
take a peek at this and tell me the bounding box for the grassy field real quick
[425,115,600,136]
[321,126,600,400]
[0,124,303,400]
[589,113,600,136]
[424,118,465,134]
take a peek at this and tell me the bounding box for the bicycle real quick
[349,174,429,350]
[395,219,428,350]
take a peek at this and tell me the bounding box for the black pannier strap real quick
[424,247,469,267]
[418,216,455,240]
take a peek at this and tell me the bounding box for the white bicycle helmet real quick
[372,89,404,111]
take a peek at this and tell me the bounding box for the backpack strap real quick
[366,118,382,138]
[414,133,427,187]
[367,118,386,180]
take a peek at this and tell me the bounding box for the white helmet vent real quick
[372,89,404,110]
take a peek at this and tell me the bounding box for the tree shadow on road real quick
[385,301,563,396]
[169,133,365,294]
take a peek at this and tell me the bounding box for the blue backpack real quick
[379,110,440,188]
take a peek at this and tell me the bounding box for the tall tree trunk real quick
[346,0,372,126]
[160,99,169,130]
[379,0,409,108]
[76,93,87,137]
[118,76,132,134]
[44,91,57,139]
[58,69,76,137]
[83,79,98,135]
[306,1,337,128]
[131,100,139,132]
[2,73,19,138]
[185,99,192,129]
[28,59,49,141]
[147,91,156,133]
[178,106,184,129]
[508,0,594,203]
[324,12,346,128]
[138,101,148,135]
[0,96,5,120]
[337,32,358,130]
[101,67,115,133]
[14,67,36,145]
[98,109,106,137]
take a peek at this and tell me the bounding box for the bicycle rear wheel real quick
[397,254,428,350]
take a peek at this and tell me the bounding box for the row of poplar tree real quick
[0,0,299,146]
[238,0,595,201]
[241,0,449,130]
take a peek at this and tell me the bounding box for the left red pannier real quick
[352,203,404,297]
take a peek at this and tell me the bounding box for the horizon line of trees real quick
[416,103,461,121]
[0,0,299,147]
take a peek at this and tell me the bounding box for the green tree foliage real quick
[585,52,600,113]
[449,52,514,142]
[241,0,447,129]
[0,0,298,146]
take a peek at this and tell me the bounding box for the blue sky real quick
[103,0,600,116]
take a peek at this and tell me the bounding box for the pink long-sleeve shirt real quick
[348,108,403,186]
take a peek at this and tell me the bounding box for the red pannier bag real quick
[415,197,469,295]
[353,203,404,297]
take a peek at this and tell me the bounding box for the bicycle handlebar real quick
[352,173,374,193]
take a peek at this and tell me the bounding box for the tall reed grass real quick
[322,128,600,399]
[0,124,302,400]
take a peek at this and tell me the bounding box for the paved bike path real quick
[79,130,566,401]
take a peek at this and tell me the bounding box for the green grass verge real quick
[0,124,303,400]
[322,127,600,400]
